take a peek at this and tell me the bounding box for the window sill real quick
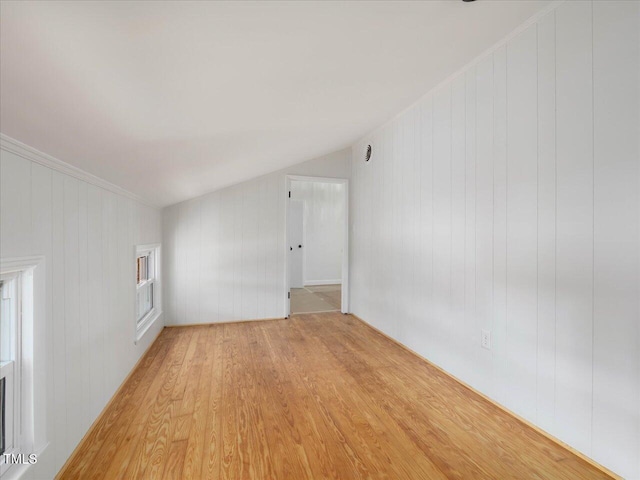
[135,309,162,345]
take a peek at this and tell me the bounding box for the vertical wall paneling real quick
[163,206,174,322]
[0,143,165,477]
[267,177,280,317]
[115,196,126,385]
[366,136,377,328]
[169,202,178,322]
[592,0,640,474]
[536,9,557,434]
[0,151,32,257]
[232,189,242,320]
[433,85,453,366]
[413,99,431,352]
[391,119,402,340]
[243,183,259,321]
[200,192,220,324]
[492,44,508,408]
[107,193,120,394]
[463,71,477,389]
[178,202,189,324]
[30,164,52,467]
[87,185,105,420]
[379,128,392,334]
[51,172,67,468]
[169,206,180,323]
[77,181,90,436]
[162,149,350,325]
[554,0,594,454]
[451,75,466,378]
[218,190,234,321]
[349,2,639,477]
[63,177,81,452]
[407,108,418,343]
[383,127,395,336]
[101,192,114,398]
[505,25,538,420]
[186,199,201,325]
[474,55,494,396]
[410,110,422,342]
[362,135,369,322]
[370,132,384,331]
[255,184,265,319]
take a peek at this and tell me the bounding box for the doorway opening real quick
[285,176,348,316]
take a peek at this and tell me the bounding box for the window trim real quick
[0,255,47,479]
[134,244,161,344]
[0,273,21,477]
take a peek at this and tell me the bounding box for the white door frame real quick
[284,175,349,317]
[288,199,305,289]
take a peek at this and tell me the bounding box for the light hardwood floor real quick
[291,284,341,313]
[58,313,614,479]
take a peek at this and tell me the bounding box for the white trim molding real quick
[0,134,147,206]
[134,244,162,344]
[285,175,349,317]
[0,255,48,480]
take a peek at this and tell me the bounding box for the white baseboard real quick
[304,279,342,286]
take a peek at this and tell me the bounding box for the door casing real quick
[284,175,349,317]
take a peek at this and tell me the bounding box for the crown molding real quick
[0,133,152,206]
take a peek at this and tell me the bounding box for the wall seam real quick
[553,6,558,434]
[535,21,540,423]
[589,0,595,455]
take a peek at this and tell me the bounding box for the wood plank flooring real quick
[58,313,614,479]
[290,284,341,314]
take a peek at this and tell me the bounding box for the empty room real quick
[0,0,638,479]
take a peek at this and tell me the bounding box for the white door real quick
[289,200,304,289]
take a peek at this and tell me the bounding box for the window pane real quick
[135,245,159,336]
[137,254,151,285]
[136,282,153,323]
[148,252,155,280]
[0,281,15,363]
[0,363,13,454]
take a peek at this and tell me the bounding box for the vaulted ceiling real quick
[1,0,551,206]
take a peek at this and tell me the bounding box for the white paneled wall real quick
[0,145,163,479]
[291,181,345,285]
[163,149,350,325]
[350,2,639,478]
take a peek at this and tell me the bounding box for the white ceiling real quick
[1,0,551,207]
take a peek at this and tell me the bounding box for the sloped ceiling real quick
[0,0,551,206]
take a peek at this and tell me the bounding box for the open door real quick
[285,175,349,317]
[288,199,304,289]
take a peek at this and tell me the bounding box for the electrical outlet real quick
[481,329,491,350]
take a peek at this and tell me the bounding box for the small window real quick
[0,274,21,476]
[135,244,161,342]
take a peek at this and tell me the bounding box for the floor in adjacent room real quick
[290,283,341,313]
[57,312,613,480]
